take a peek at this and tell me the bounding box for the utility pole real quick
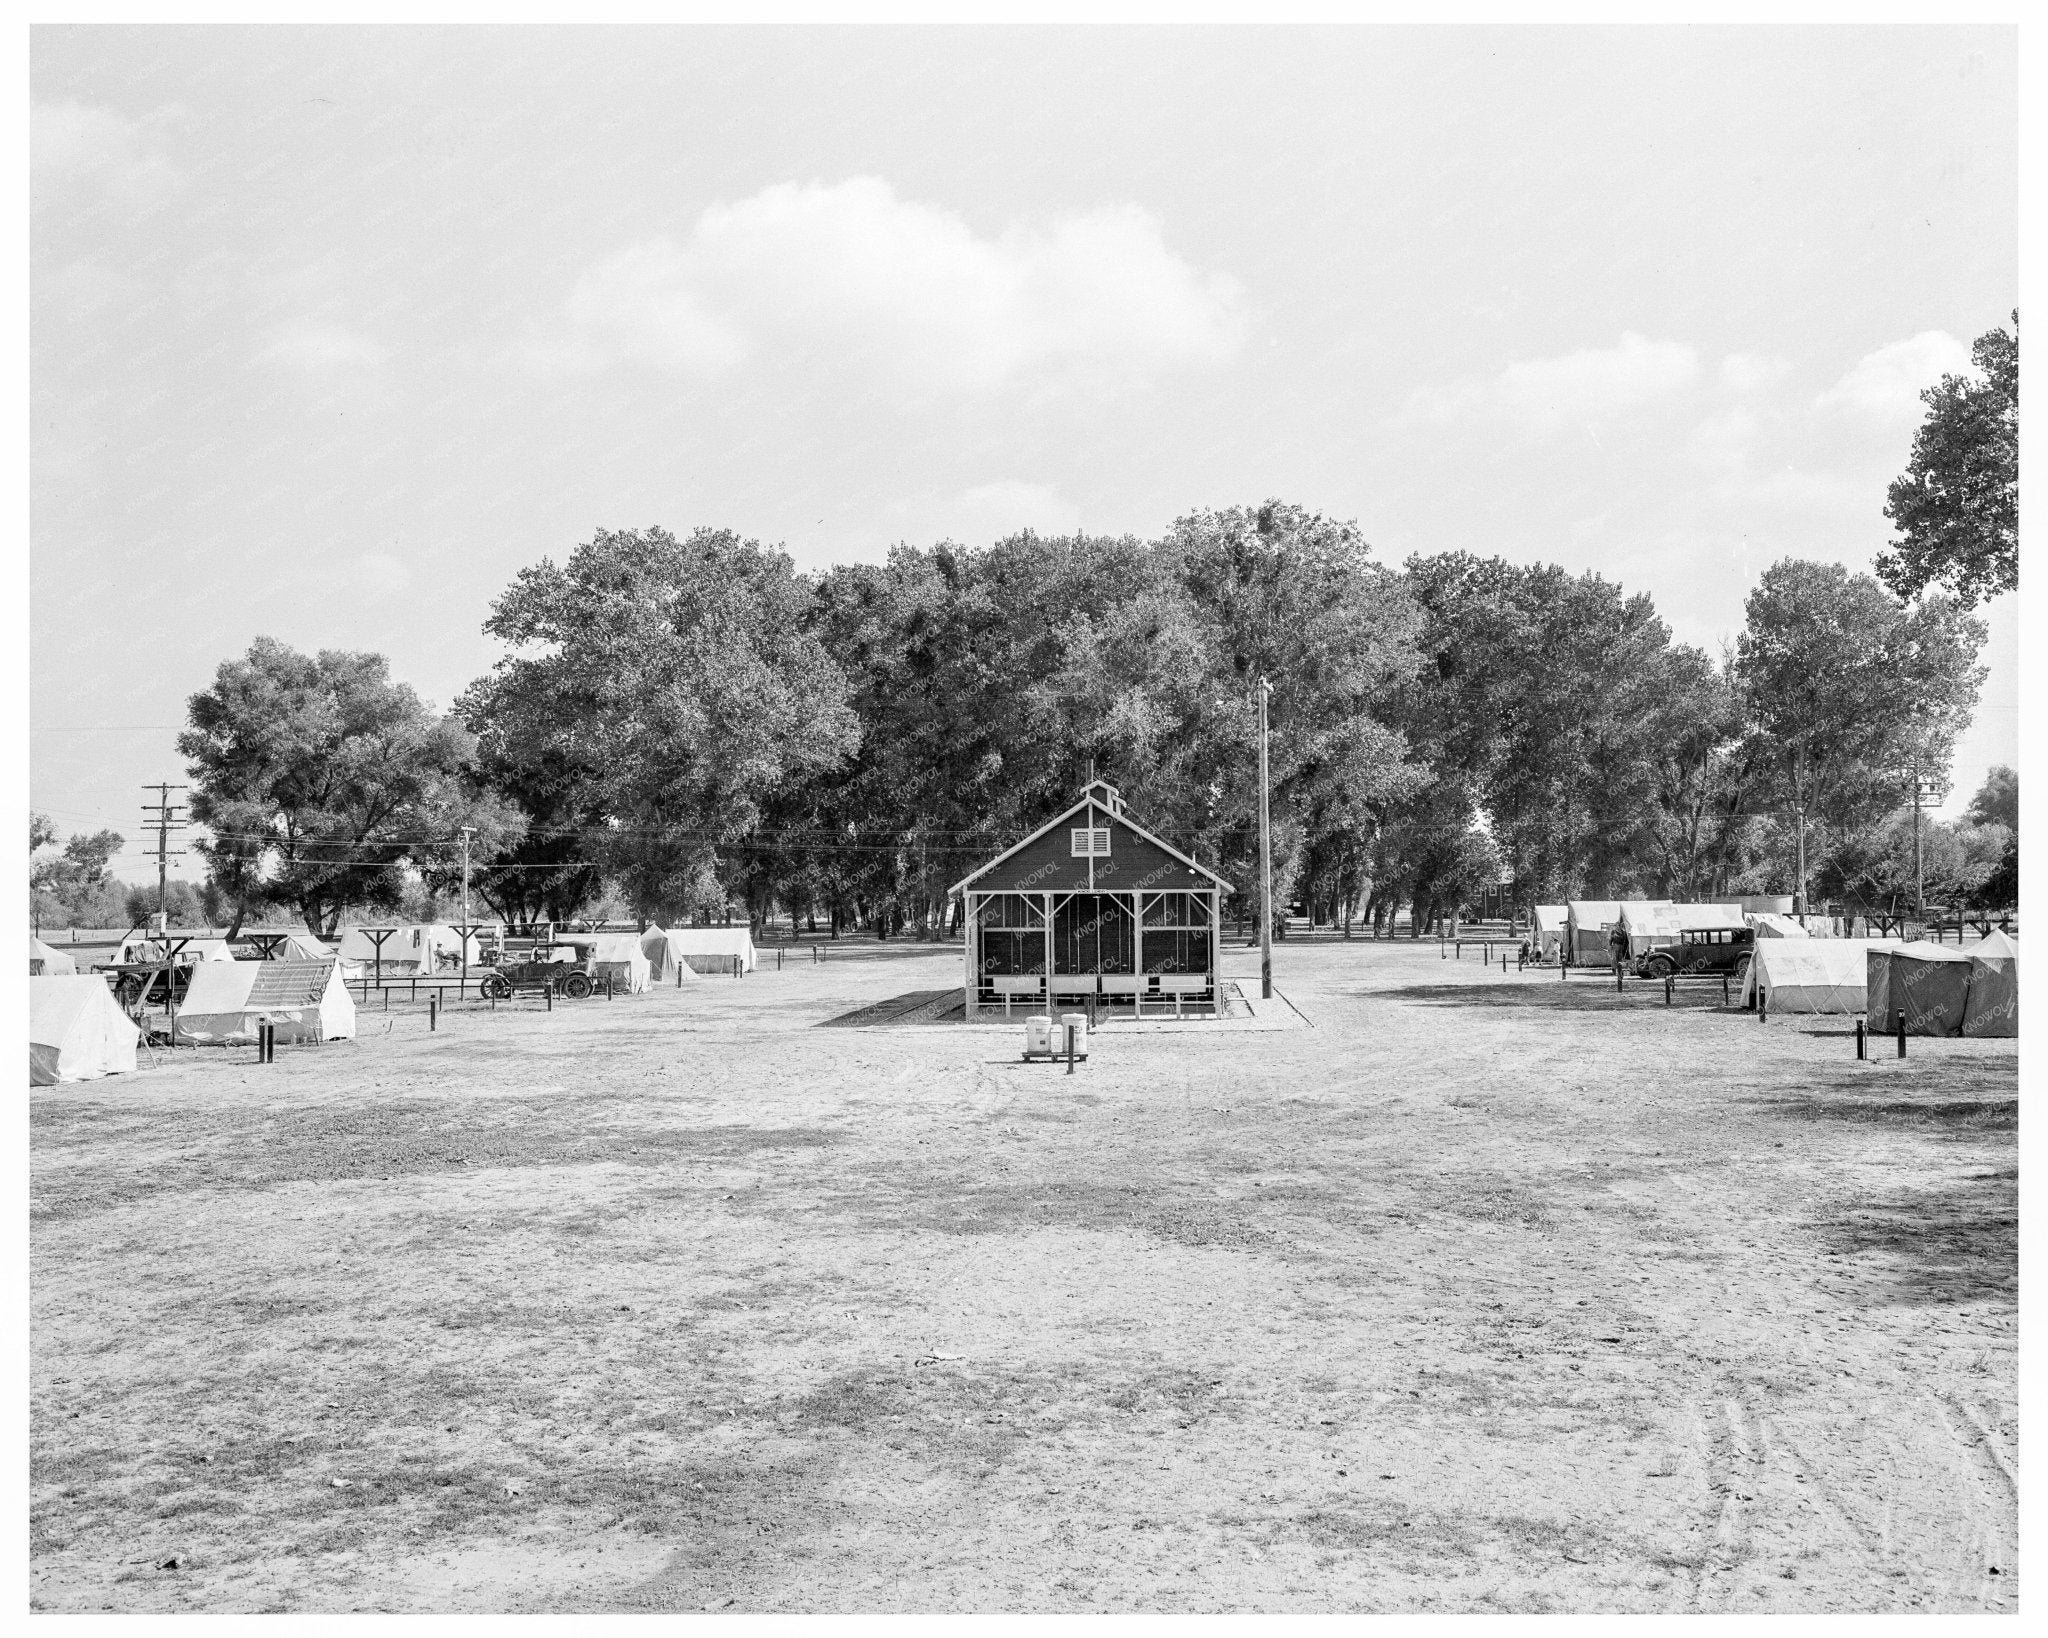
[1909,753,1924,922]
[140,783,187,1029]
[1792,747,1808,925]
[459,825,475,925]
[140,784,188,926]
[1258,676,1273,1000]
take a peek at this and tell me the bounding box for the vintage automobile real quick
[97,933,227,1009]
[1633,924,1755,984]
[474,939,599,1001]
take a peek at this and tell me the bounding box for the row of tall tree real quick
[41,318,2012,940]
[129,508,2004,942]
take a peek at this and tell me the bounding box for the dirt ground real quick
[29,937,2018,1613]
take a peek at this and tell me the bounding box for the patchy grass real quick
[31,941,2017,1613]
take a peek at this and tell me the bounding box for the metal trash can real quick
[1058,1011,1089,1059]
[1024,1014,1054,1058]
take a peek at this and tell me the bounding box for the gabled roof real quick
[948,788,1230,896]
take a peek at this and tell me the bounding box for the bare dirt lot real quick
[30,938,2017,1613]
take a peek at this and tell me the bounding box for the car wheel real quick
[1646,956,1676,980]
[478,973,511,1001]
[562,972,593,1000]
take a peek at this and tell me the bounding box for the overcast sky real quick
[32,26,2018,883]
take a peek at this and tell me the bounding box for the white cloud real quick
[1686,406,1763,472]
[527,177,1247,395]
[948,481,1083,541]
[1719,353,1792,393]
[863,480,1083,554]
[255,323,389,373]
[31,101,179,208]
[354,553,414,595]
[1814,331,1971,419]
[1710,466,1868,514]
[41,260,146,325]
[1404,333,1700,435]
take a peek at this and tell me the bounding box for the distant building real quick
[948,780,1230,1019]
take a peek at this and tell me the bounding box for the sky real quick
[31,26,2019,884]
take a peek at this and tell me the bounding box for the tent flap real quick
[30,977,139,1084]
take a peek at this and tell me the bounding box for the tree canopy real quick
[1734,559,1986,906]
[168,504,2001,937]
[458,527,859,926]
[1877,314,2018,608]
[180,637,521,937]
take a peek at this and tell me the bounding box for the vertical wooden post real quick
[1257,676,1273,1000]
[963,892,976,1021]
[1044,891,1056,1018]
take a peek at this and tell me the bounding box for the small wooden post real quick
[429,995,439,1032]
[1065,1023,1075,1075]
[1664,977,1673,1007]
[546,987,553,1013]
[1895,1008,1906,1058]
[1614,961,1623,994]
[1855,1017,1865,1060]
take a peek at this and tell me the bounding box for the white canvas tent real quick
[662,927,758,974]
[30,976,139,1085]
[1749,913,1809,939]
[1619,901,1686,955]
[1565,902,1623,964]
[1744,937,1897,1014]
[1530,906,1567,963]
[1672,902,1749,931]
[1962,930,2019,1038]
[1868,941,1974,1037]
[639,926,703,984]
[336,923,479,976]
[30,936,78,975]
[175,959,356,1045]
[576,933,651,994]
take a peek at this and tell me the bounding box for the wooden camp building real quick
[949,780,1231,1019]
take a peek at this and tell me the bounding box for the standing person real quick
[1609,921,1628,972]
